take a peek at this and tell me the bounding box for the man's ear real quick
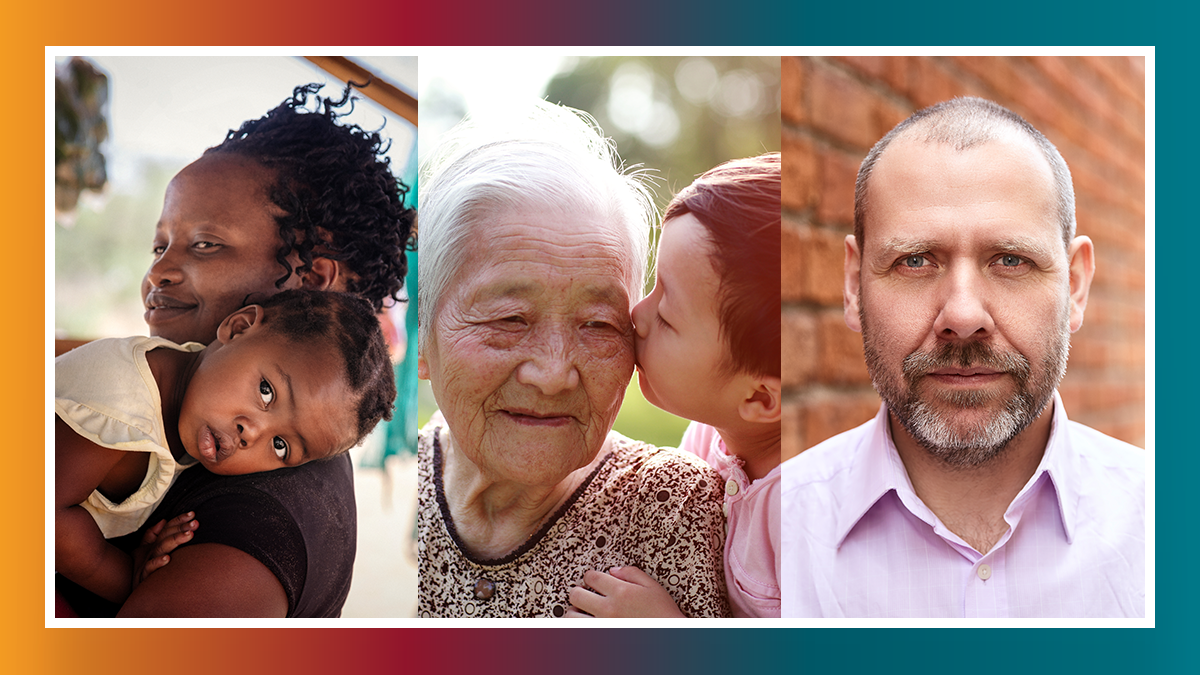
[417,353,430,380]
[299,257,344,293]
[739,375,782,424]
[1067,235,1096,333]
[216,305,266,345]
[843,234,863,333]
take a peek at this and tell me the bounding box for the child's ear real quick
[739,375,782,425]
[215,305,266,344]
[300,257,343,292]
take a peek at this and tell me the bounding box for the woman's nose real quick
[146,246,183,287]
[516,331,581,396]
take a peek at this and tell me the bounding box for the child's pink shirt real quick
[679,422,781,618]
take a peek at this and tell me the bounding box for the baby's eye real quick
[272,436,289,460]
[655,313,671,329]
[258,379,275,405]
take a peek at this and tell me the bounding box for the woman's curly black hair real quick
[206,82,416,312]
[259,289,396,445]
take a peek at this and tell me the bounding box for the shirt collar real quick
[833,390,1078,548]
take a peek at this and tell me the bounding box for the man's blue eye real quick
[903,255,925,267]
[1000,254,1023,267]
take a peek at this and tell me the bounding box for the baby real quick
[55,289,395,604]
[570,153,782,617]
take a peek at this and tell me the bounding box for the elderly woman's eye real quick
[584,320,615,330]
[259,379,275,405]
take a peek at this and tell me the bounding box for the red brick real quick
[781,56,805,126]
[782,130,816,212]
[817,309,870,385]
[809,64,880,149]
[832,55,890,83]
[953,56,1022,102]
[909,57,966,109]
[782,310,816,389]
[803,226,846,306]
[782,220,805,302]
[816,146,859,226]
[782,402,804,462]
[801,390,879,449]
[872,97,909,140]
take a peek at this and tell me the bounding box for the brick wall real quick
[781,55,1146,461]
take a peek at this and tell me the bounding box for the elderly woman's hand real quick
[565,566,687,618]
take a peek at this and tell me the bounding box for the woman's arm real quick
[54,416,136,603]
[117,543,287,617]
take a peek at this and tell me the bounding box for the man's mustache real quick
[902,341,1032,384]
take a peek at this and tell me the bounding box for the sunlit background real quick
[418,55,781,450]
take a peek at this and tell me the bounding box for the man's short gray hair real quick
[417,100,655,352]
[854,97,1076,253]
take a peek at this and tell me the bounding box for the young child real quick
[569,153,782,618]
[55,289,395,604]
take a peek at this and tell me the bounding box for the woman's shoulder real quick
[602,431,723,495]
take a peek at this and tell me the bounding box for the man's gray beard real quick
[861,304,1070,468]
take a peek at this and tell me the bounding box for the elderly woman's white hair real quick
[417,100,656,351]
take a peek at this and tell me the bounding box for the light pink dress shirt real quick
[782,392,1145,618]
[681,422,781,618]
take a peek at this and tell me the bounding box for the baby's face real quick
[631,213,740,425]
[177,322,357,475]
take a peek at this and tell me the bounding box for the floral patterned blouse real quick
[417,422,730,618]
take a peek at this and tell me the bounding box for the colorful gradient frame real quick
[13,2,1181,673]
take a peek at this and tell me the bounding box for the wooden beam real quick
[304,56,417,126]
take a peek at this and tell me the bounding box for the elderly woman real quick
[416,102,729,618]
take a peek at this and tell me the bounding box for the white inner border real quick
[45,45,1155,630]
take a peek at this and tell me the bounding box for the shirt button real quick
[977,564,992,581]
[725,479,739,496]
[474,578,496,600]
[722,502,730,518]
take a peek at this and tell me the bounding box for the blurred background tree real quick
[545,55,780,205]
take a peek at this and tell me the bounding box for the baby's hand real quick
[565,566,687,618]
[131,511,198,589]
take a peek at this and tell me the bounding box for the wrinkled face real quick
[850,135,1075,466]
[419,207,635,486]
[178,313,358,475]
[632,213,735,424]
[142,153,301,345]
